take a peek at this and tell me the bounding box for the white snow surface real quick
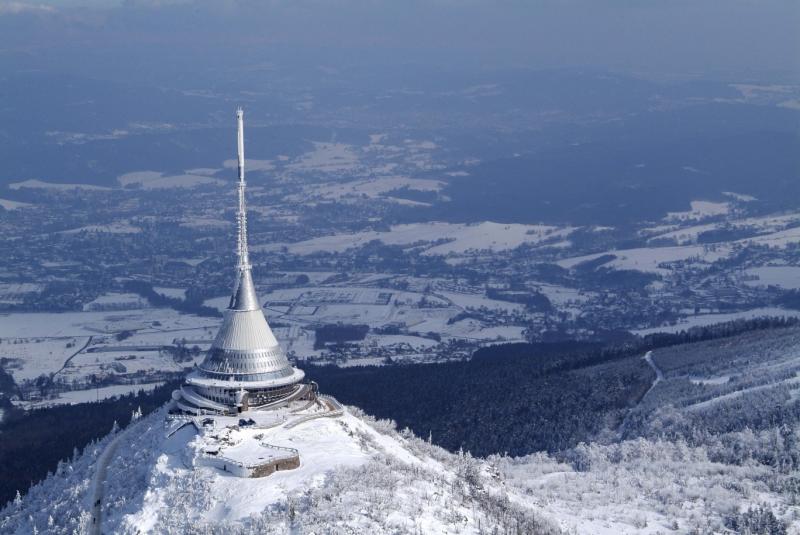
[153,287,187,299]
[665,200,730,222]
[8,179,110,191]
[0,309,218,339]
[118,171,224,189]
[0,309,217,388]
[82,292,148,311]
[262,221,574,256]
[743,266,800,289]
[290,176,444,205]
[14,382,163,409]
[0,335,88,382]
[288,142,360,173]
[3,402,795,534]
[495,437,796,535]
[633,307,800,336]
[0,407,560,535]
[722,191,757,202]
[558,244,730,274]
[562,214,800,274]
[60,222,142,234]
[0,198,33,210]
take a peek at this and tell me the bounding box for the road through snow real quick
[54,335,93,377]
[89,419,142,535]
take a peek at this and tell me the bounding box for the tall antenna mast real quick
[236,107,250,271]
[227,108,260,311]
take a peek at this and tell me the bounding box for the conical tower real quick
[173,109,306,415]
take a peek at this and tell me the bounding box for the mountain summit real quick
[0,111,560,535]
[0,406,559,534]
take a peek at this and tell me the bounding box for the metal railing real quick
[283,395,344,429]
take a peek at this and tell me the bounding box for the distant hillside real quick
[306,318,800,456]
[2,319,799,533]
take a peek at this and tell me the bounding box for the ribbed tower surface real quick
[185,268,305,389]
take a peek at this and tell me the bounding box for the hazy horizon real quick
[0,0,798,82]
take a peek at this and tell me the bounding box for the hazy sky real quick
[0,0,798,80]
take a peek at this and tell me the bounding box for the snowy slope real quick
[3,401,796,534]
[0,407,559,535]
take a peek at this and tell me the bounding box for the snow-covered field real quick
[566,209,800,274]
[562,222,800,274]
[8,179,110,191]
[0,336,88,382]
[0,280,528,390]
[260,221,574,256]
[436,289,523,313]
[534,283,593,319]
[364,334,440,350]
[722,191,757,202]
[0,198,32,210]
[0,309,216,339]
[204,284,529,360]
[82,292,149,311]
[287,142,361,174]
[0,309,217,389]
[743,266,800,289]
[558,243,731,274]
[0,283,42,305]
[666,200,730,222]
[14,382,164,410]
[153,287,188,300]
[60,222,142,234]
[293,176,444,204]
[185,167,222,176]
[644,212,800,245]
[117,171,225,189]
[633,307,800,336]
[746,226,800,248]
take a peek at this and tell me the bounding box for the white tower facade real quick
[172,109,306,415]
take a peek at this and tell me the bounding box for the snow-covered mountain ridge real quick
[6,321,800,534]
[6,323,800,535]
[0,406,560,535]
[3,399,798,534]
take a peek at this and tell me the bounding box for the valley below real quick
[0,54,798,534]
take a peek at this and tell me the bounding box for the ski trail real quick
[642,350,663,398]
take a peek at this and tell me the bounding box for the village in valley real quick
[2,117,800,410]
